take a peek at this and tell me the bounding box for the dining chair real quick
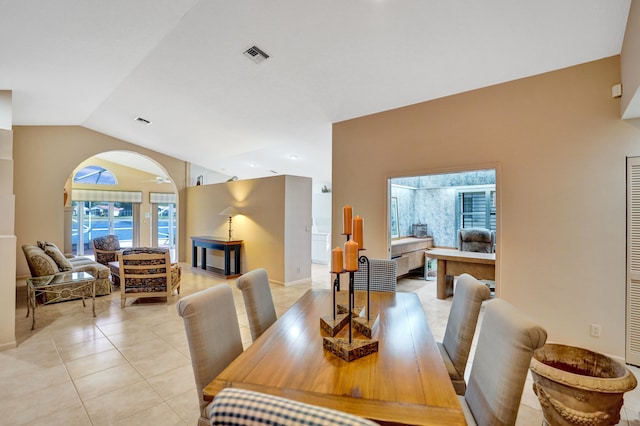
[235,268,277,342]
[353,258,397,292]
[438,273,491,395]
[176,285,244,426]
[460,298,547,426]
[208,387,380,426]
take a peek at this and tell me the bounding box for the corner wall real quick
[185,175,312,285]
[0,91,16,350]
[333,56,640,358]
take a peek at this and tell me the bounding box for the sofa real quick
[22,241,112,302]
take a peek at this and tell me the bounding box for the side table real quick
[26,271,96,330]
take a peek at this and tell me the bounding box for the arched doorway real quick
[64,151,179,260]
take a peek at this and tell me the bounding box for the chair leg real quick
[121,297,125,308]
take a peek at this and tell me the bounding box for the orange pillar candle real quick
[344,240,359,272]
[352,215,364,250]
[331,247,343,273]
[343,205,353,235]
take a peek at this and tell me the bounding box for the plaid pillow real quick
[209,388,379,426]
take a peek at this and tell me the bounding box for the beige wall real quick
[333,56,640,358]
[185,175,312,285]
[0,91,16,350]
[13,126,187,277]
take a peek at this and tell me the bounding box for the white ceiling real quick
[1,1,632,184]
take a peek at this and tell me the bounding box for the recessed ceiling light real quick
[134,116,152,125]
[288,154,299,160]
[249,162,256,167]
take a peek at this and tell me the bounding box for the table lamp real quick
[219,206,241,240]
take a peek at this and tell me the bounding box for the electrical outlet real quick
[590,324,601,338]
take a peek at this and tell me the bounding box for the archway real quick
[64,150,179,260]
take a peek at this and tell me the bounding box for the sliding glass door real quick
[72,201,135,255]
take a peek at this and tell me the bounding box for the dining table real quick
[203,289,466,425]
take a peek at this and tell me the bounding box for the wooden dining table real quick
[203,289,466,425]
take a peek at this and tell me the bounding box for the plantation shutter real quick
[627,157,640,365]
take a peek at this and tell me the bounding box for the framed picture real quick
[391,197,399,239]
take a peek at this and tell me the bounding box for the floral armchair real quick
[92,235,121,265]
[118,247,181,307]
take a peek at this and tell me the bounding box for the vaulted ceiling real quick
[1,1,631,184]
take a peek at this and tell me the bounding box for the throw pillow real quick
[28,247,59,276]
[38,241,73,271]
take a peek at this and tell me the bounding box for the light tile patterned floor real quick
[3,264,640,425]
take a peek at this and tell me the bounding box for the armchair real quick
[118,247,181,307]
[458,228,494,253]
[92,234,121,265]
[92,235,122,286]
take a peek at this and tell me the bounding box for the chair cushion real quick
[208,388,380,426]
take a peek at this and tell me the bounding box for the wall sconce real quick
[219,206,242,240]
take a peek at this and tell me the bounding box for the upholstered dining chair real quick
[118,247,181,307]
[353,258,397,292]
[235,268,277,342]
[459,298,547,426]
[208,387,380,426]
[438,273,491,395]
[177,285,244,426]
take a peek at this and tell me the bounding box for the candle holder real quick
[320,273,350,336]
[351,255,380,339]
[322,208,378,362]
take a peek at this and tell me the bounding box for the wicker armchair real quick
[118,247,181,307]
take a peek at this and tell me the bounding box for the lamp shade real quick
[219,206,241,217]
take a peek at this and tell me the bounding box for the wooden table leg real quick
[436,259,454,300]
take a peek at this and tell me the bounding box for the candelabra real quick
[321,205,379,362]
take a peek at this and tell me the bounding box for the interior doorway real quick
[65,151,178,260]
[388,168,497,277]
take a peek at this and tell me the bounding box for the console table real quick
[191,236,242,279]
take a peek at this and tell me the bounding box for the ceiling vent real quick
[134,116,152,125]
[243,45,269,64]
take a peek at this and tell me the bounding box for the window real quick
[73,165,117,185]
[456,187,496,232]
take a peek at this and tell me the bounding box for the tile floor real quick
[4,264,640,425]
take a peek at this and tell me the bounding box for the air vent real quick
[134,116,152,125]
[243,45,269,64]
